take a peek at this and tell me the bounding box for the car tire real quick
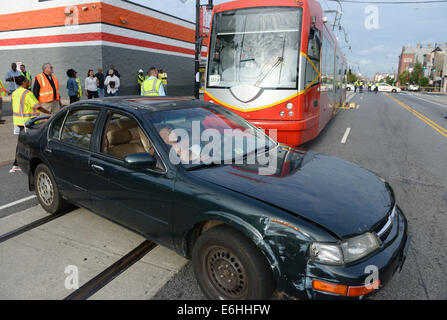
[392,89,397,93]
[34,163,70,214]
[192,224,275,300]
[346,87,351,91]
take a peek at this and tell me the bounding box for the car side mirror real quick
[124,152,157,169]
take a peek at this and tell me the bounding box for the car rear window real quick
[60,109,100,150]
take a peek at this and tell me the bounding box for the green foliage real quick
[419,77,429,87]
[399,71,410,85]
[385,76,394,85]
[410,62,423,84]
[347,73,357,83]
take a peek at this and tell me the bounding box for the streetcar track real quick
[64,240,157,300]
[0,207,75,244]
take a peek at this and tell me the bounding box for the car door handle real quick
[91,164,104,173]
[44,148,52,155]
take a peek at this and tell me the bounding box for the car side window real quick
[48,111,67,140]
[60,109,100,150]
[101,113,164,171]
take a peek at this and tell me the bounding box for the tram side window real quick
[321,35,335,100]
[305,27,321,88]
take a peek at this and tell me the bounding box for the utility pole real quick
[195,0,213,99]
[194,0,201,99]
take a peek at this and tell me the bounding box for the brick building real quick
[0,0,207,98]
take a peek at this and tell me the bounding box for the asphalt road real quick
[1,91,446,299]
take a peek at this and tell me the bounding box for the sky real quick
[130,0,447,78]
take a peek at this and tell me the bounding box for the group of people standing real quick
[5,62,58,172]
[354,80,379,94]
[2,62,169,173]
[66,66,121,103]
[137,67,168,96]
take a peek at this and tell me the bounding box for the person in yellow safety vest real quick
[354,80,358,92]
[158,69,168,95]
[0,79,11,124]
[10,75,50,173]
[374,82,379,94]
[76,76,82,99]
[141,67,165,96]
[33,63,62,114]
[368,82,372,92]
[137,69,146,94]
[359,80,364,93]
[20,64,32,89]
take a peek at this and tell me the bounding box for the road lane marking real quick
[0,195,36,211]
[408,93,447,109]
[357,104,360,109]
[385,94,447,139]
[341,128,351,144]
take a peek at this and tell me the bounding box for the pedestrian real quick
[5,63,21,94]
[104,69,120,96]
[95,68,105,98]
[33,62,62,114]
[76,75,82,100]
[10,75,50,173]
[359,80,364,93]
[110,65,120,95]
[66,69,79,104]
[85,69,99,99]
[354,80,358,93]
[20,64,32,89]
[137,69,146,94]
[110,65,120,78]
[0,78,11,124]
[374,82,379,94]
[141,67,165,96]
[368,82,372,92]
[158,69,168,95]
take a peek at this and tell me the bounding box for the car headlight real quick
[310,232,380,265]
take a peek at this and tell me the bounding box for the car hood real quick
[189,146,394,238]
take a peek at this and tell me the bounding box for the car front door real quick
[87,110,175,247]
[45,107,102,209]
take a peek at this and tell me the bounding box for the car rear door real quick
[87,109,175,247]
[45,106,103,209]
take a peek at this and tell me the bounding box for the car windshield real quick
[145,106,277,169]
[207,7,302,89]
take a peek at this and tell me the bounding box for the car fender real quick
[183,210,283,282]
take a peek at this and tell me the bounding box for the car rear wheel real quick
[346,87,351,91]
[35,163,69,214]
[192,225,275,300]
[392,89,397,93]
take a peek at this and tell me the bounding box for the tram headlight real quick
[209,100,214,104]
[280,111,285,117]
[286,103,293,110]
[288,111,294,117]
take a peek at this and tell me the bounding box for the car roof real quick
[70,96,209,113]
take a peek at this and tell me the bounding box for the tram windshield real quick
[207,7,302,89]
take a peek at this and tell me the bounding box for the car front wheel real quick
[192,225,275,300]
[392,89,397,93]
[34,163,70,214]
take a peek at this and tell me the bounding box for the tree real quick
[419,76,429,87]
[385,76,394,85]
[347,73,357,83]
[410,61,423,84]
[399,70,410,85]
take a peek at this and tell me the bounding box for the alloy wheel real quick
[37,172,54,206]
